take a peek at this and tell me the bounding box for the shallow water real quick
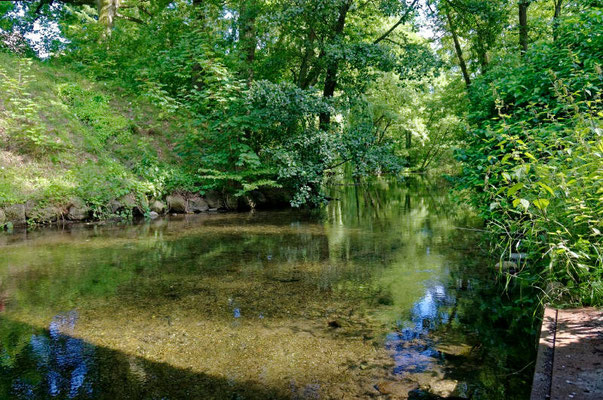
[0,179,536,399]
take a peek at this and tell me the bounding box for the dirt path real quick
[531,307,603,400]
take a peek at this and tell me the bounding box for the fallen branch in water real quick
[453,226,489,233]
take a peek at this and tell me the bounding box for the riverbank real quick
[0,52,192,228]
[0,189,291,229]
[0,53,289,229]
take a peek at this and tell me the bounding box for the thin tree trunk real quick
[319,1,351,131]
[475,31,489,72]
[191,0,207,89]
[445,10,471,88]
[519,1,530,56]
[406,130,412,166]
[552,0,563,42]
[373,0,419,44]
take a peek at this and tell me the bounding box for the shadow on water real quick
[1,315,289,400]
[0,177,538,399]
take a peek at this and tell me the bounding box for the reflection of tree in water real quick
[443,251,539,399]
[329,177,466,228]
[13,311,95,399]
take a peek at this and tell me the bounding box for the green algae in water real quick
[0,179,537,399]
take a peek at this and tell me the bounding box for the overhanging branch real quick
[373,0,419,44]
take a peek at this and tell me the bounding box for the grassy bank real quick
[0,53,201,226]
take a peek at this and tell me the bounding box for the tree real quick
[455,1,603,305]
[1,0,439,205]
[425,0,509,89]
[445,8,471,88]
[552,0,563,41]
[518,0,530,55]
[11,0,156,37]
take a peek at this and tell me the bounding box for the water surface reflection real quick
[0,179,535,399]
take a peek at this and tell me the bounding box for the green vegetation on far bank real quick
[0,52,201,223]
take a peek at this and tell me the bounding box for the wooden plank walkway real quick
[531,307,603,400]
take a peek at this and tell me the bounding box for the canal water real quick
[0,179,536,399]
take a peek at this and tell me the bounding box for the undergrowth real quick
[0,52,201,216]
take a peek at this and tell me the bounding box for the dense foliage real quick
[447,1,602,306]
[2,0,445,208]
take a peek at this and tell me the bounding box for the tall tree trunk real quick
[97,0,119,38]
[239,0,257,84]
[552,0,563,42]
[298,29,316,89]
[445,10,471,88]
[475,31,489,73]
[519,0,530,56]
[191,0,209,90]
[319,1,351,131]
[406,130,412,166]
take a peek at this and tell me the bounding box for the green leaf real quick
[533,198,550,210]
[537,182,555,196]
[512,198,530,210]
[507,182,524,197]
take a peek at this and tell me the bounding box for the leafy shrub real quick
[57,83,132,147]
[0,58,63,154]
[457,8,603,306]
